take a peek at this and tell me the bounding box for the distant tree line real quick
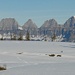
[0,31,30,41]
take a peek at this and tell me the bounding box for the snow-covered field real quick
[0,41,75,75]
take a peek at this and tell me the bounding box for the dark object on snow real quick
[61,51,63,53]
[0,66,6,71]
[49,54,55,57]
[57,55,61,57]
[17,52,23,54]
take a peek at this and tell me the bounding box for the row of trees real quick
[0,31,57,41]
[0,32,30,41]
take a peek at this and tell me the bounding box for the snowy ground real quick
[0,41,75,75]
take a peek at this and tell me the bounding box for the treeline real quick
[0,32,30,41]
[0,31,57,41]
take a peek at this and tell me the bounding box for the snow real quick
[73,16,75,19]
[0,41,75,75]
[18,26,23,30]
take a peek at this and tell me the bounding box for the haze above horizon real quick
[0,0,75,27]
